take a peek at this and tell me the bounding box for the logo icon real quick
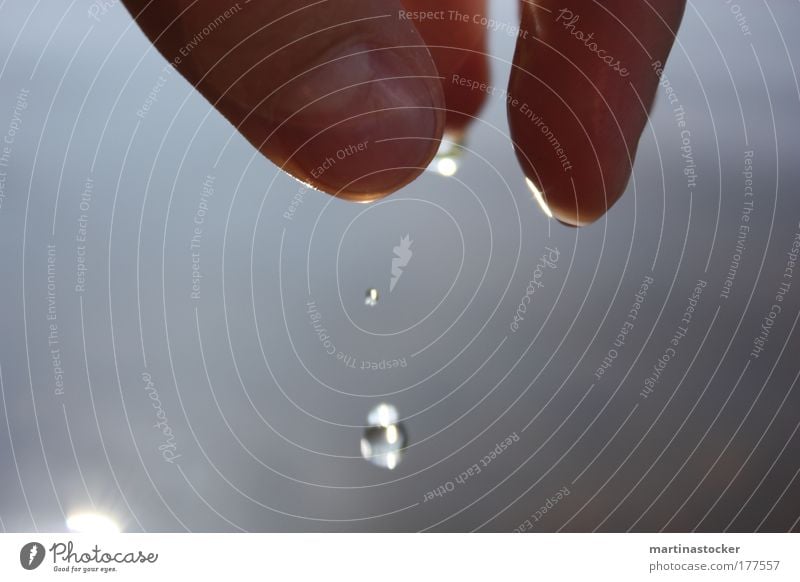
[390,235,413,292]
[20,542,45,570]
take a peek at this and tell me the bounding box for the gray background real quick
[0,0,799,532]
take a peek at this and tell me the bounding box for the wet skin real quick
[121,0,686,221]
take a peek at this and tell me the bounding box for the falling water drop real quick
[367,402,398,427]
[361,403,407,470]
[364,288,379,307]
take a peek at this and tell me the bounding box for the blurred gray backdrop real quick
[0,0,799,532]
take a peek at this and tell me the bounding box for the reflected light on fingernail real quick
[526,177,553,219]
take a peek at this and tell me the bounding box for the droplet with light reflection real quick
[367,402,398,427]
[436,157,458,177]
[364,288,379,307]
[66,512,120,533]
[361,403,407,470]
[526,177,553,218]
[429,132,465,177]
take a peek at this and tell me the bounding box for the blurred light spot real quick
[360,438,372,459]
[428,132,465,176]
[386,424,398,445]
[66,513,120,534]
[526,177,553,218]
[367,403,397,428]
[436,157,458,177]
[362,404,407,470]
[364,288,379,307]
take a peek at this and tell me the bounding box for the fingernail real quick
[264,40,445,200]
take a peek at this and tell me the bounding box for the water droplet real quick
[361,403,407,470]
[436,157,458,177]
[429,132,465,177]
[364,288,379,307]
[367,403,398,427]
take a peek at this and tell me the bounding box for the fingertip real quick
[509,0,685,226]
[271,41,445,200]
[127,0,446,202]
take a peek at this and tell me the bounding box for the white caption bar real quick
[1,533,798,580]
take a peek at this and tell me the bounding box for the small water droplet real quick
[429,132,465,177]
[436,157,458,177]
[361,403,407,470]
[367,403,398,427]
[364,288,379,307]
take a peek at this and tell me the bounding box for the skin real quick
[120,0,685,222]
[509,0,687,225]
[401,0,490,136]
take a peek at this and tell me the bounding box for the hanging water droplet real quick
[436,157,458,177]
[364,288,379,307]
[361,403,407,470]
[429,131,465,177]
